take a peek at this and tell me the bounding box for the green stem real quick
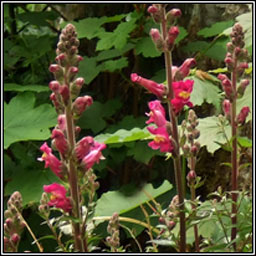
[160,6,186,252]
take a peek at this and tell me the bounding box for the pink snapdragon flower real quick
[51,129,68,155]
[130,73,165,97]
[73,95,93,116]
[38,142,63,178]
[82,142,106,170]
[236,106,250,124]
[147,126,174,153]
[146,100,166,127]
[171,79,194,114]
[75,136,94,160]
[43,183,72,212]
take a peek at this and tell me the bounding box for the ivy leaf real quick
[197,116,231,153]
[197,20,234,38]
[95,180,173,217]
[188,75,222,110]
[4,83,49,93]
[135,37,162,58]
[4,92,57,149]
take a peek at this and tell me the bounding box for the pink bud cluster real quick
[39,24,106,213]
[4,192,24,252]
[218,23,250,125]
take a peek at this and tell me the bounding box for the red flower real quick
[75,136,94,160]
[51,129,68,155]
[82,142,106,170]
[38,142,63,178]
[130,73,165,97]
[171,79,194,114]
[147,126,174,153]
[43,183,72,212]
[146,100,166,127]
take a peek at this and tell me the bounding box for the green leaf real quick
[17,11,58,27]
[197,116,231,153]
[94,127,150,144]
[4,168,59,206]
[96,18,136,51]
[176,26,188,44]
[4,83,49,93]
[188,75,222,110]
[181,41,209,53]
[95,180,173,216]
[78,99,122,134]
[135,37,162,58]
[4,92,57,149]
[78,57,101,85]
[237,137,252,148]
[197,20,234,38]
[127,141,163,164]
[100,57,128,72]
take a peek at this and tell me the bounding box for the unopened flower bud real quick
[226,42,234,53]
[237,79,250,97]
[183,144,190,156]
[10,233,20,245]
[236,106,250,124]
[217,73,229,81]
[57,114,67,131]
[222,99,231,116]
[59,85,70,105]
[49,81,60,93]
[147,5,159,14]
[49,64,60,73]
[187,170,196,183]
[194,141,201,151]
[167,26,179,51]
[75,126,81,138]
[190,145,198,156]
[159,217,165,224]
[72,96,93,117]
[166,8,182,24]
[167,220,176,230]
[55,53,66,66]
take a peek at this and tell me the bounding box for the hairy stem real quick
[230,59,238,251]
[160,6,186,252]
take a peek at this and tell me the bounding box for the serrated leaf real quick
[237,137,252,148]
[100,57,128,72]
[4,83,49,93]
[197,116,231,153]
[181,41,210,53]
[95,180,173,216]
[135,37,162,58]
[17,11,58,27]
[197,20,234,38]
[4,92,57,149]
[94,127,150,144]
[188,75,222,110]
[78,57,101,85]
[96,18,136,51]
[4,168,59,205]
[176,26,188,44]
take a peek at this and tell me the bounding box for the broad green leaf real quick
[176,26,188,44]
[181,41,209,53]
[127,141,163,164]
[96,18,136,51]
[78,99,122,134]
[78,57,101,85]
[197,116,231,153]
[100,57,128,72]
[4,168,59,206]
[94,127,150,144]
[95,180,173,217]
[4,154,16,179]
[188,75,222,110]
[4,92,57,149]
[197,20,234,38]
[4,83,49,93]
[237,137,252,148]
[135,37,162,58]
[61,17,107,39]
[237,82,252,122]
[96,43,134,61]
[17,11,58,27]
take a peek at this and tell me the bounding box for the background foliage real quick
[3,3,252,252]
